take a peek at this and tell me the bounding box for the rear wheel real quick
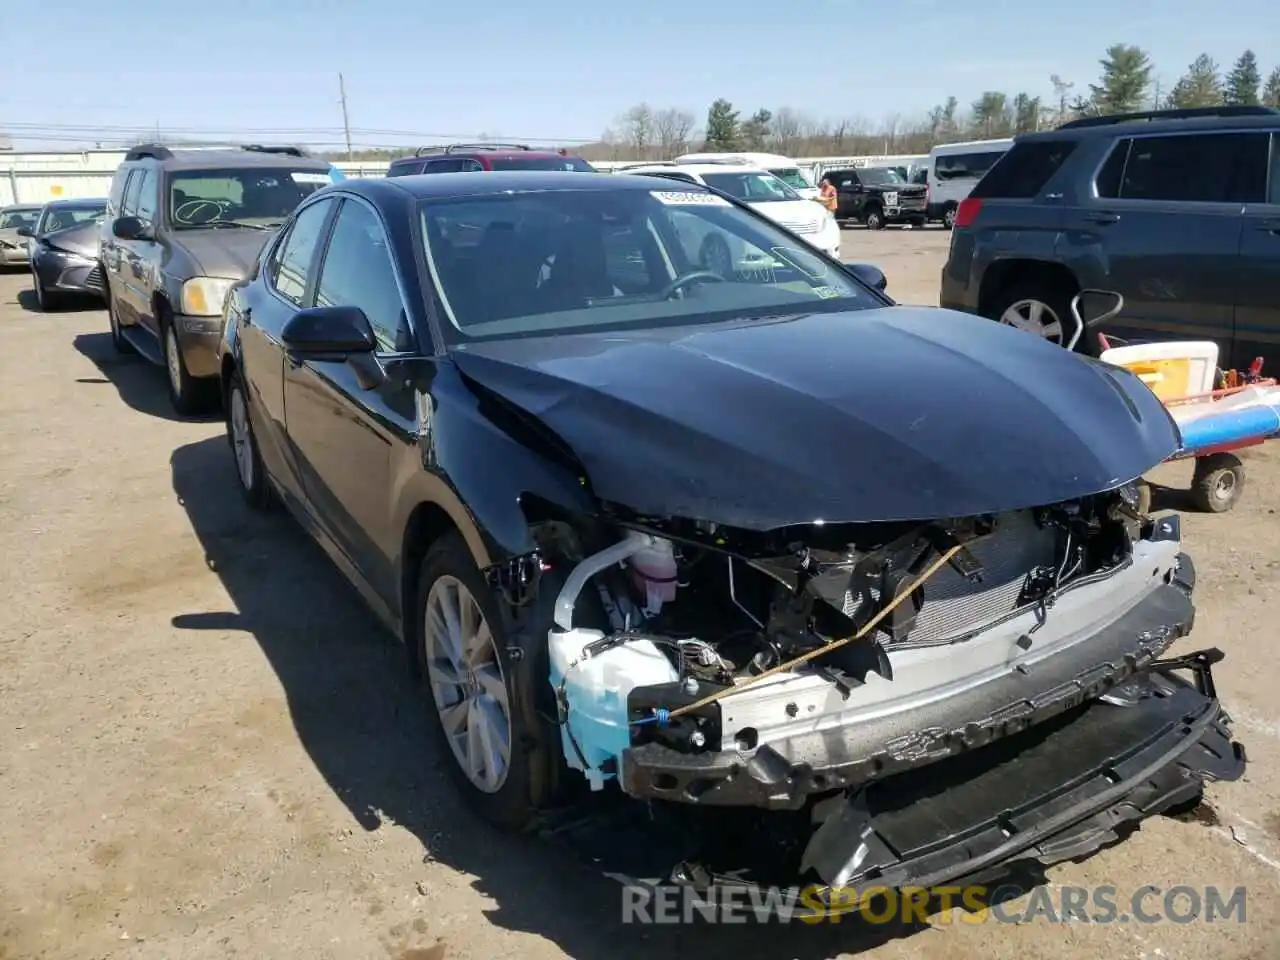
[943,205,958,230]
[105,279,135,355]
[987,281,1078,350]
[1190,453,1244,513]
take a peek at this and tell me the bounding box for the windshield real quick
[420,186,875,342]
[768,167,812,190]
[488,156,595,172]
[37,203,106,234]
[860,167,905,186]
[0,209,39,230]
[700,171,800,203]
[167,167,330,230]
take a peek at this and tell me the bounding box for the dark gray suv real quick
[939,106,1280,372]
[100,144,338,414]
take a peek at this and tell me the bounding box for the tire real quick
[1190,453,1244,513]
[985,280,1080,351]
[105,278,135,355]
[943,205,958,230]
[912,217,927,229]
[413,532,560,830]
[161,312,218,416]
[226,368,274,511]
[32,272,65,312]
[864,207,885,230]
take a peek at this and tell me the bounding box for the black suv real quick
[100,143,337,414]
[939,105,1280,371]
[822,166,928,229]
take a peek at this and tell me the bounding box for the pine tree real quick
[1264,67,1280,108]
[1225,50,1261,105]
[1088,44,1153,114]
[1168,54,1224,109]
[740,109,772,150]
[703,100,740,150]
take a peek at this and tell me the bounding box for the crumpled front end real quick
[526,488,1244,888]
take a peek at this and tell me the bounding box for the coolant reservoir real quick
[547,627,679,790]
[625,530,678,615]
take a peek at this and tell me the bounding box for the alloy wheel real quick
[999,298,1064,344]
[423,575,512,793]
[165,326,184,396]
[944,207,957,229]
[229,385,255,492]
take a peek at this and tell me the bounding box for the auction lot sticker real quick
[650,190,730,206]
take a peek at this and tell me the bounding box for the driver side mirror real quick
[16,225,32,238]
[844,261,888,292]
[112,216,150,241]
[281,305,376,356]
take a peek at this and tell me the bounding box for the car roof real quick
[2,203,42,211]
[391,149,578,162]
[44,197,108,208]
[622,162,770,176]
[128,150,331,172]
[1021,112,1280,141]
[345,170,720,202]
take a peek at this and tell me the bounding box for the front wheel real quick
[162,317,217,416]
[414,532,560,829]
[33,273,64,312]
[864,207,885,230]
[943,205,958,230]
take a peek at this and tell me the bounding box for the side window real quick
[970,140,1077,199]
[422,158,467,174]
[1117,133,1268,204]
[135,170,159,225]
[1270,133,1280,204]
[269,199,333,305]
[120,170,145,218]
[1095,139,1131,198]
[313,200,412,352]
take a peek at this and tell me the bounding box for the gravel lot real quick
[2,227,1279,960]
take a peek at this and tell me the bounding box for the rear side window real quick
[934,150,1006,181]
[1097,132,1269,204]
[970,140,1077,199]
[387,160,423,177]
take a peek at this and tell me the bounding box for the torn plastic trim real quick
[797,659,1244,891]
[620,574,1196,808]
[553,534,657,631]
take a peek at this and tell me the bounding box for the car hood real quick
[39,221,101,258]
[172,228,276,279]
[448,307,1180,529]
[0,227,29,244]
[748,199,831,232]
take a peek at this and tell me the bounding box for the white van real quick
[674,152,819,201]
[926,138,1014,228]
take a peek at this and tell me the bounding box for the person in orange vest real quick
[818,177,838,216]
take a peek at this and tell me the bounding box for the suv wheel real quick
[988,283,1076,349]
[162,316,217,416]
[864,207,885,230]
[105,280,135,355]
[943,205,958,230]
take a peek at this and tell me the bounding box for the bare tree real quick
[618,103,656,159]
[653,107,696,157]
[768,107,806,154]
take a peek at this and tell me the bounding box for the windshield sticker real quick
[290,172,331,184]
[812,285,841,299]
[650,190,730,206]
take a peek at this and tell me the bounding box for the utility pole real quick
[338,73,353,161]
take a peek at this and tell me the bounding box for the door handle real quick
[1085,212,1121,225]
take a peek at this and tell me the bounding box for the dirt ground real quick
[2,227,1279,960]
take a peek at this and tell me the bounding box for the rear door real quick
[282,196,419,609]
[239,196,339,502]
[111,170,147,324]
[1236,130,1280,370]
[1067,131,1255,351]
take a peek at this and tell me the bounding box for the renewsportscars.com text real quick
[617,882,1248,925]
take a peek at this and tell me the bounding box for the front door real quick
[283,196,419,609]
[1236,131,1280,371]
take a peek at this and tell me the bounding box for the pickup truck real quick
[822,166,928,229]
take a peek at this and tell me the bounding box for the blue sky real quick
[2,0,1275,149]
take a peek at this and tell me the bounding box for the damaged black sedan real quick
[217,171,1244,894]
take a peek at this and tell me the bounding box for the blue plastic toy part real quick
[1177,404,1280,454]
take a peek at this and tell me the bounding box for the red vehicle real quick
[386,142,595,176]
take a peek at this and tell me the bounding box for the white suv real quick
[618,162,841,260]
